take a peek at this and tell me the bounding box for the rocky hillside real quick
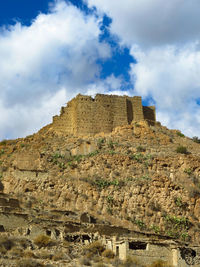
[0,120,200,266]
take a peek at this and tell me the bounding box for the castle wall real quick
[129,96,144,121]
[143,106,156,122]
[51,94,156,136]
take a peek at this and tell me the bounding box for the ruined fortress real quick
[52,94,156,135]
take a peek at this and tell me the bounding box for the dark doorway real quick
[126,100,133,124]
[116,246,119,256]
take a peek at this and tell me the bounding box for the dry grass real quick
[36,250,52,259]
[23,250,36,259]
[16,259,44,267]
[148,260,173,267]
[33,234,53,248]
[0,236,15,251]
[122,256,144,267]
[9,247,23,257]
[83,241,105,257]
[102,249,115,258]
[52,251,65,261]
[79,257,91,266]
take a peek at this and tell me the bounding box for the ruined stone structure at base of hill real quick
[52,94,156,135]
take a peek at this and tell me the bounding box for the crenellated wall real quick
[52,94,156,136]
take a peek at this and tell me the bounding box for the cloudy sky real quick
[0,0,200,139]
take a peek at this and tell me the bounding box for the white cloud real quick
[85,74,131,96]
[131,44,200,136]
[86,0,200,137]
[0,0,112,139]
[86,0,200,48]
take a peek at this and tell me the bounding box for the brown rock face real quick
[194,199,200,221]
[13,152,46,171]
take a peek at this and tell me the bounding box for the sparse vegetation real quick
[149,260,172,267]
[176,145,188,154]
[122,256,143,267]
[184,168,193,175]
[174,197,184,208]
[0,140,8,146]
[33,235,53,248]
[150,224,160,234]
[136,145,146,152]
[97,138,105,149]
[102,249,115,258]
[87,150,99,157]
[176,131,185,137]
[93,178,124,189]
[133,219,146,230]
[2,96,200,266]
[83,241,105,257]
[192,136,200,143]
[16,259,44,267]
[164,215,191,239]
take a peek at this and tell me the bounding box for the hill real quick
[0,94,200,266]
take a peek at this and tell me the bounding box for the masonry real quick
[52,94,156,136]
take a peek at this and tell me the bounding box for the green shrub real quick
[0,140,7,146]
[176,146,188,154]
[0,149,4,156]
[136,146,146,152]
[192,136,200,143]
[94,178,124,189]
[109,150,116,155]
[184,168,192,175]
[107,140,114,149]
[177,131,185,137]
[174,197,183,207]
[134,219,146,230]
[20,143,25,148]
[97,138,105,149]
[150,225,160,234]
[129,153,144,162]
[87,150,99,157]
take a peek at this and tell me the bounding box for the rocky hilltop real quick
[0,94,200,267]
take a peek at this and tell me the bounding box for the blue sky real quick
[0,0,200,139]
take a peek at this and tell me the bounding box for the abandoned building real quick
[1,188,200,266]
[52,94,156,136]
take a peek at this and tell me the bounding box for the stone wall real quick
[52,94,156,136]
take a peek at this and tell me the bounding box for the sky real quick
[0,0,200,139]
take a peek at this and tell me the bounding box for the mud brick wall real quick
[143,106,156,122]
[51,94,156,136]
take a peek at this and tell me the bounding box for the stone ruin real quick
[52,94,156,136]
